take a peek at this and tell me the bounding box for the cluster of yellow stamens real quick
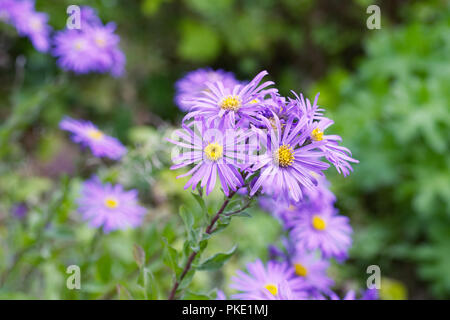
[95,37,106,48]
[104,197,119,209]
[204,142,223,161]
[294,263,308,277]
[274,144,295,167]
[264,284,278,296]
[312,215,327,231]
[74,40,85,51]
[88,129,104,140]
[311,128,324,141]
[220,95,242,111]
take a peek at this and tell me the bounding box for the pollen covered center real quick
[275,144,295,167]
[311,128,324,141]
[312,215,327,231]
[104,197,119,209]
[204,142,223,161]
[30,18,42,31]
[95,36,106,48]
[220,95,242,111]
[294,263,308,277]
[87,129,104,140]
[264,283,278,296]
[74,40,85,51]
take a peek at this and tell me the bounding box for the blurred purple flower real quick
[288,207,353,261]
[59,117,127,160]
[175,68,240,112]
[11,202,28,219]
[53,6,125,77]
[77,176,146,233]
[290,250,334,293]
[230,259,308,300]
[0,0,51,52]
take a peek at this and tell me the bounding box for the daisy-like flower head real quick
[185,70,277,127]
[230,259,308,300]
[175,68,240,112]
[77,177,147,233]
[307,117,359,176]
[59,117,127,160]
[0,0,51,52]
[249,113,329,203]
[167,119,255,195]
[288,208,353,261]
[285,92,324,124]
[290,250,334,293]
[53,6,125,76]
[53,30,99,74]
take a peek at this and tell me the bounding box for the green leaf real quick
[191,192,207,217]
[179,205,194,230]
[161,238,181,276]
[197,245,237,270]
[177,20,221,62]
[137,267,159,300]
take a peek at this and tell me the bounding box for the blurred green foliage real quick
[314,0,450,298]
[0,0,449,299]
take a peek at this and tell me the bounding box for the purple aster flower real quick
[184,70,277,127]
[215,290,227,300]
[175,68,240,112]
[288,207,352,261]
[53,30,99,74]
[80,6,102,27]
[167,119,254,196]
[329,290,357,300]
[249,113,329,203]
[361,288,379,300]
[307,117,359,176]
[230,259,308,300]
[0,0,51,52]
[290,250,334,293]
[59,117,127,160]
[77,176,146,233]
[53,6,125,77]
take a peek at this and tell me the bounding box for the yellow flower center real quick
[104,197,119,209]
[74,40,85,51]
[95,37,106,48]
[87,129,104,140]
[312,215,326,231]
[29,17,42,31]
[294,263,308,277]
[249,98,259,104]
[220,95,241,111]
[274,144,295,167]
[311,128,324,141]
[204,142,223,161]
[264,283,278,296]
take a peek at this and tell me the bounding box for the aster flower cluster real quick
[175,68,240,112]
[169,68,370,300]
[170,68,357,201]
[0,0,51,52]
[59,117,146,233]
[53,6,125,76]
[228,177,376,300]
[0,3,126,76]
